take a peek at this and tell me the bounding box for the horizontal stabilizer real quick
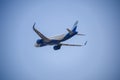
[76,33,86,36]
[66,28,73,34]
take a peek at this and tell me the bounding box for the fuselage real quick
[35,31,78,47]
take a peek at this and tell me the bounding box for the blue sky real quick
[0,0,120,80]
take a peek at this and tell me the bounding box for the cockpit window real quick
[36,39,43,44]
[36,39,40,44]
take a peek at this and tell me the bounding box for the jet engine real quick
[53,44,62,50]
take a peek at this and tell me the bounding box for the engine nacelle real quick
[53,44,62,50]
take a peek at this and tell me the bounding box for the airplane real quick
[33,21,87,50]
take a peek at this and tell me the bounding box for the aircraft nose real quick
[34,43,39,47]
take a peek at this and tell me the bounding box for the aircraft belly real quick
[48,40,60,45]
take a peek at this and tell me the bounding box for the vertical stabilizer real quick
[72,20,78,32]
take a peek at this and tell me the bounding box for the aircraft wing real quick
[33,23,50,42]
[60,41,87,47]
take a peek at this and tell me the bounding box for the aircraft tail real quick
[66,20,78,34]
[72,20,78,32]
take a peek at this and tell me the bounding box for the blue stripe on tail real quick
[72,20,78,32]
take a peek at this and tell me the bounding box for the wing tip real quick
[33,22,36,29]
[84,41,87,46]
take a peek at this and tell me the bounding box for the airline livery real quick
[33,21,87,50]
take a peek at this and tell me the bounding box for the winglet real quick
[84,41,87,46]
[32,22,50,42]
[33,22,36,29]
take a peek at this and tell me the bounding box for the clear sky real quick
[0,0,120,80]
